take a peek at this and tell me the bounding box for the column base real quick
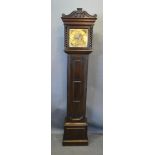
[62,117,88,146]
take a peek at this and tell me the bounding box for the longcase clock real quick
[61,8,97,146]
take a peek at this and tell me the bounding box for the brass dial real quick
[69,29,88,47]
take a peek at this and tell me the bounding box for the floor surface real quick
[51,134,103,155]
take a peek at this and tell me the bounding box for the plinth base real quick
[63,139,88,146]
[62,117,88,146]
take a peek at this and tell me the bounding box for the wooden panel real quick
[72,59,81,80]
[64,126,87,140]
[72,81,81,101]
[67,54,88,120]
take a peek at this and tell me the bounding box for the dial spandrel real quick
[69,29,88,47]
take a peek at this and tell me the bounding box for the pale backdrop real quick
[51,0,103,133]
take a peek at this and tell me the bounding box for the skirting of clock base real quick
[63,139,88,146]
[62,118,88,146]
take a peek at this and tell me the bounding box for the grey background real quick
[51,0,103,133]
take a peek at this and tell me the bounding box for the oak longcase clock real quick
[61,8,97,146]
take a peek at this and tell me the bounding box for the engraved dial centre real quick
[69,29,88,47]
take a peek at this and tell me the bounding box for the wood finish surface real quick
[61,8,97,146]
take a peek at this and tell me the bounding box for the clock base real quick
[62,117,88,146]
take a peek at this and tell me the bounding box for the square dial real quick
[69,29,88,47]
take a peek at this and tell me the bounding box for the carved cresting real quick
[62,8,97,18]
[62,8,97,146]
